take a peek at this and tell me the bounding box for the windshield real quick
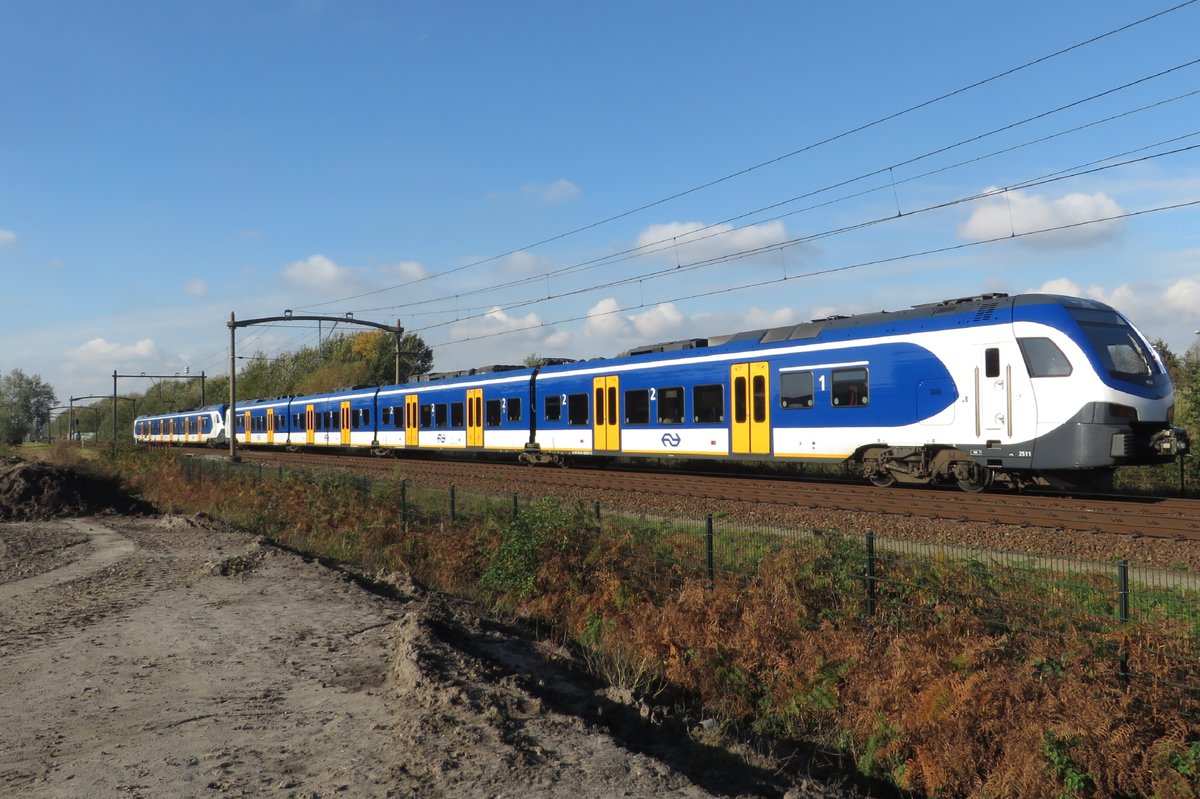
[1068,308,1162,384]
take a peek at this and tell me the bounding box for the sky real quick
[2,0,1200,406]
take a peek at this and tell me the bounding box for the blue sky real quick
[2,1,1200,405]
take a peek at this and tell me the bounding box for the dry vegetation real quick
[101,451,1200,798]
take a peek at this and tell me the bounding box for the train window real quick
[625,389,650,424]
[831,368,869,407]
[753,376,768,423]
[486,399,503,427]
[692,384,723,423]
[362,409,370,426]
[434,403,448,428]
[545,395,562,422]
[1018,337,1072,377]
[382,406,391,426]
[658,387,684,424]
[351,410,361,430]
[780,372,814,409]
[734,376,747,423]
[507,397,522,422]
[451,402,464,427]
[420,404,433,428]
[567,393,589,426]
[985,348,1000,378]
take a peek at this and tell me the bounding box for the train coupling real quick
[1150,426,1191,457]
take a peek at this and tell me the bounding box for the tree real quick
[0,369,57,445]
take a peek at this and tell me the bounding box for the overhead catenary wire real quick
[418,198,1200,351]
[347,71,1200,319]
[395,140,1200,338]
[293,0,1200,313]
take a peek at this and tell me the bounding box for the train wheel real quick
[956,466,994,493]
[868,472,896,488]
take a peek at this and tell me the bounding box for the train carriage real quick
[133,404,227,446]
[133,293,1188,491]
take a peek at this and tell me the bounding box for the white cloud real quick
[182,279,208,297]
[523,179,581,204]
[379,260,430,282]
[449,306,569,350]
[959,188,1125,248]
[635,220,791,265]
[498,250,551,275]
[282,254,355,290]
[583,297,629,339]
[66,337,158,365]
[0,229,15,246]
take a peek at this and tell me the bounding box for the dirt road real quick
[0,514,858,798]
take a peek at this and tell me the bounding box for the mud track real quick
[0,514,860,798]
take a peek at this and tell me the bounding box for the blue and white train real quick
[133,293,1190,491]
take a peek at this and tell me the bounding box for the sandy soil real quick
[0,513,863,799]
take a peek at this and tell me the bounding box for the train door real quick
[305,405,315,445]
[266,409,275,445]
[243,410,251,445]
[592,376,620,452]
[405,394,420,448]
[731,362,771,455]
[466,388,483,447]
[974,345,1012,440]
[340,401,351,445]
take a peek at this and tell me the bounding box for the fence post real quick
[1117,558,1130,684]
[594,501,601,521]
[400,480,408,526]
[866,530,877,617]
[450,484,457,522]
[705,514,715,585]
[512,492,519,519]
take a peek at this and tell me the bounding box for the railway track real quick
[210,448,1200,544]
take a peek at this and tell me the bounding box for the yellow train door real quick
[243,410,251,445]
[592,375,620,452]
[731,361,771,455]
[266,409,275,445]
[305,405,315,445]
[405,394,420,447]
[340,401,351,445]
[466,388,483,447]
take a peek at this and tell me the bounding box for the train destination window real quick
[420,404,433,428]
[658,387,684,424]
[780,372,814,409]
[544,395,562,421]
[567,393,589,426]
[831,368,869,407]
[434,403,448,428]
[507,397,522,422]
[451,402,464,428]
[1018,337,1072,377]
[985,348,1000,378]
[693,384,723,423]
[625,389,650,425]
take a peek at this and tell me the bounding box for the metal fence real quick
[176,454,1200,692]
